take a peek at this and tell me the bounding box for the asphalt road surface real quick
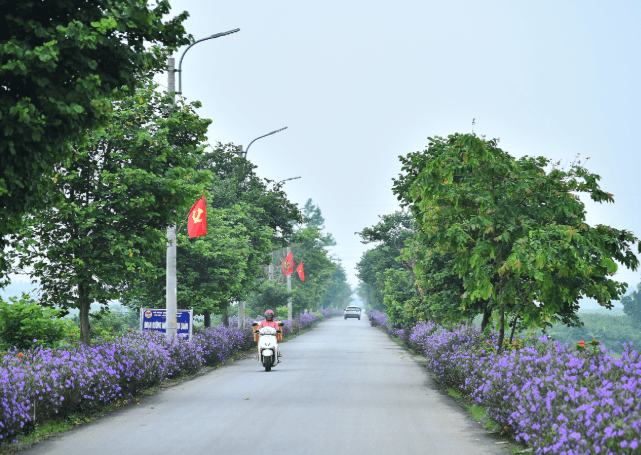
[24,317,508,455]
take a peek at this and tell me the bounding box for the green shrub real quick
[312,312,324,321]
[0,295,67,349]
[275,306,289,320]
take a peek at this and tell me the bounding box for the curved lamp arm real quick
[177,28,240,95]
[245,127,288,157]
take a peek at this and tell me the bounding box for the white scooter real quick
[252,322,283,372]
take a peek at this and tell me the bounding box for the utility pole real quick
[166,57,178,340]
[287,246,292,321]
[237,145,245,329]
[165,30,239,337]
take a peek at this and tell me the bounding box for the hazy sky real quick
[159,0,640,292]
[3,1,640,304]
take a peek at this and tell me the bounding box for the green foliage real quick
[289,226,335,313]
[320,262,353,309]
[544,313,641,354]
[86,306,138,334]
[259,199,343,315]
[245,282,291,319]
[356,211,415,310]
[411,249,468,325]
[202,143,301,250]
[7,79,210,343]
[312,312,324,321]
[382,268,417,327]
[0,1,190,280]
[356,247,402,309]
[301,199,335,246]
[125,142,301,324]
[0,295,67,349]
[393,133,639,347]
[621,283,641,324]
[274,306,289,320]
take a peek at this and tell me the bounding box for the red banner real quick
[187,197,207,238]
[282,251,294,275]
[296,261,305,281]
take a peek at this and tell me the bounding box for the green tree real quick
[279,226,335,314]
[0,2,190,280]
[196,144,301,324]
[320,262,353,309]
[8,80,210,344]
[621,283,641,324]
[301,199,336,246]
[356,212,416,310]
[126,143,301,325]
[355,247,400,309]
[245,281,291,319]
[395,133,639,350]
[382,268,417,327]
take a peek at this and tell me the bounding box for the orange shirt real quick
[258,320,280,329]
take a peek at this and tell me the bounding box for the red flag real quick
[187,197,207,238]
[296,261,305,281]
[282,251,294,275]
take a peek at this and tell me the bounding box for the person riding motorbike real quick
[257,309,280,329]
[255,309,283,357]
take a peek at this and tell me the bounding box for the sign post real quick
[140,308,193,342]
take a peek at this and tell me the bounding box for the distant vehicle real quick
[344,306,361,320]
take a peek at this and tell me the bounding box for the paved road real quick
[25,317,507,455]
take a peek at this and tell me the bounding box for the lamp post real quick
[176,29,240,96]
[244,127,288,157]
[166,29,239,340]
[275,176,301,186]
[235,126,288,327]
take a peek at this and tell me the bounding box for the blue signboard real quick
[140,308,193,341]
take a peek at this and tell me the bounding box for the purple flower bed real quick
[0,325,253,444]
[318,309,344,318]
[297,313,319,328]
[369,310,641,455]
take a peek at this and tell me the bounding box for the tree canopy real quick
[8,79,209,343]
[0,1,190,281]
[393,133,639,348]
[124,142,302,325]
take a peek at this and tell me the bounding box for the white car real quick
[344,306,361,320]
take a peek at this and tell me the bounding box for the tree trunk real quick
[204,310,211,328]
[497,311,505,353]
[508,314,519,344]
[222,309,229,327]
[480,303,492,332]
[78,283,92,345]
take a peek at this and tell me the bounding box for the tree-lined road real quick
[25,318,506,455]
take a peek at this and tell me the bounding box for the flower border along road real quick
[0,309,344,450]
[367,310,641,455]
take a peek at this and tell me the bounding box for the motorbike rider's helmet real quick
[265,309,275,321]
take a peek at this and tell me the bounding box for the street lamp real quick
[275,176,301,186]
[236,127,289,328]
[176,29,240,96]
[243,127,288,157]
[166,29,239,340]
